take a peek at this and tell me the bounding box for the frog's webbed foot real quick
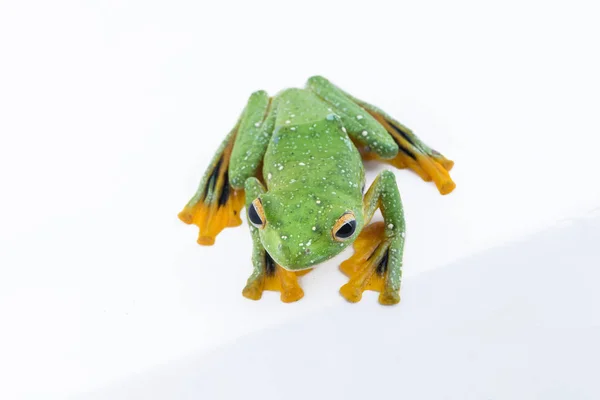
[340,222,401,305]
[367,112,456,195]
[242,253,310,303]
[178,126,245,246]
[179,90,273,246]
[340,170,405,305]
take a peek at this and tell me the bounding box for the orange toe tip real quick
[197,236,215,246]
[242,287,263,301]
[228,218,243,227]
[443,160,455,171]
[379,292,401,305]
[281,288,304,303]
[339,262,357,276]
[340,285,363,303]
[438,181,456,195]
[178,210,193,224]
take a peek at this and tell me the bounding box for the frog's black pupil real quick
[336,220,356,238]
[248,203,263,226]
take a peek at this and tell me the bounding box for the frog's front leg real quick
[340,170,406,305]
[241,178,306,303]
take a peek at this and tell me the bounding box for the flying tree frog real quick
[178,76,456,305]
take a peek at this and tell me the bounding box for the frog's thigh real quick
[242,178,307,303]
[340,170,405,305]
[305,75,398,159]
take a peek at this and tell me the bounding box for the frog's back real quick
[263,88,364,201]
[273,88,333,127]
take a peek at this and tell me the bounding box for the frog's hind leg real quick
[242,178,310,303]
[306,75,399,160]
[360,103,455,195]
[340,170,405,305]
[307,75,455,195]
[178,90,273,245]
[178,126,245,245]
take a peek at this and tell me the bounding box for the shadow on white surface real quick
[76,215,600,400]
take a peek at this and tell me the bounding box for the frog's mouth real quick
[266,245,342,271]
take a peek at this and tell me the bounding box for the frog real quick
[178,76,455,305]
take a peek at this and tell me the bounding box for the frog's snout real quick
[265,239,316,271]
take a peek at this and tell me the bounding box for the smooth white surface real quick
[0,0,599,398]
[76,215,600,400]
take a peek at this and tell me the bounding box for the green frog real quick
[178,76,455,305]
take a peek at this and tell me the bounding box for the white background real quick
[1,0,599,398]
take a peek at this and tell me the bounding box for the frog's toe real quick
[281,286,304,303]
[379,289,401,305]
[243,257,310,303]
[178,188,245,246]
[339,283,363,303]
[242,280,264,301]
[265,265,306,303]
[339,222,401,304]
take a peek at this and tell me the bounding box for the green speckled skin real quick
[181,76,456,304]
[260,89,366,268]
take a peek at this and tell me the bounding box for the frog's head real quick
[247,190,363,271]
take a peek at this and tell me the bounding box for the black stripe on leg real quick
[386,122,418,160]
[367,243,390,275]
[376,249,389,276]
[387,121,415,146]
[397,145,417,160]
[387,131,417,160]
[202,157,224,202]
[218,170,231,206]
[265,252,276,277]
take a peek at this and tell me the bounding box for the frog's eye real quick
[248,198,266,229]
[332,212,356,241]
